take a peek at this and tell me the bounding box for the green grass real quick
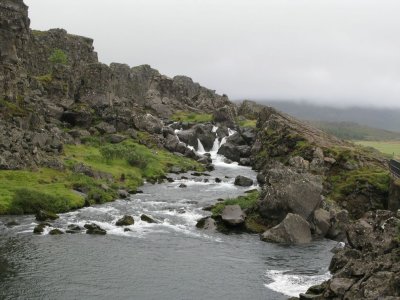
[171,111,213,123]
[238,118,257,128]
[0,169,84,214]
[327,167,390,203]
[0,137,202,215]
[0,98,27,117]
[354,140,400,159]
[211,190,259,216]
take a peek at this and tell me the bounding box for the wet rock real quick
[35,210,59,222]
[166,177,174,182]
[115,215,134,226]
[202,205,214,211]
[215,177,222,183]
[124,228,131,232]
[170,166,183,174]
[84,223,107,235]
[179,183,187,188]
[140,214,157,223]
[49,229,64,235]
[6,220,19,227]
[196,216,217,231]
[234,175,253,187]
[221,205,246,226]
[118,189,129,199]
[261,213,312,244]
[33,223,49,234]
[66,224,82,234]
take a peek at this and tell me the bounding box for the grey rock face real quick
[261,213,312,244]
[258,165,323,222]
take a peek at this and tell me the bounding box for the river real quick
[0,132,335,300]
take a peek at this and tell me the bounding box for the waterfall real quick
[228,128,236,136]
[197,139,206,153]
[212,126,218,133]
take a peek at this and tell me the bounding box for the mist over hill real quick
[242,100,400,133]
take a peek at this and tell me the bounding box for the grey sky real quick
[25,0,400,107]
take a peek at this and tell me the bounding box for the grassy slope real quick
[355,140,400,159]
[0,137,202,215]
[311,121,400,141]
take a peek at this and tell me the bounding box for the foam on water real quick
[264,269,331,297]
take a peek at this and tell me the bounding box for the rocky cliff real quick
[0,0,234,171]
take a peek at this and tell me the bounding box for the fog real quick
[25,0,400,107]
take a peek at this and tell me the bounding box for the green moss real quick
[244,212,268,233]
[238,118,257,128]
[0,98,27,117]
[171,111,213,123]
[327,167,390,202]
[211,190,259,216]
[34,74,53,84]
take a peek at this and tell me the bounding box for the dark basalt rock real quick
[140,214,157,223]
[84,223,107,235]
[115,215,134,226]
[33,223,50,234]
[66,224,82,234]
[49,228,64,235]
[35,210,59,222]
[179,183,187,188]
[6,220,19,227]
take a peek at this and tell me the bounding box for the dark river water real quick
[0,134,335,300]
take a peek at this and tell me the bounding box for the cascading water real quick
[0,124,335,299]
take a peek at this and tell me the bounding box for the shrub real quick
[49,48,68,65]
[10,188,70,214]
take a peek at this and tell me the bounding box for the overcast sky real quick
[25,0,400,107]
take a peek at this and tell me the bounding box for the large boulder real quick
[115,215,135,226]
[234,175,253,187]
[196,216,217,231]
[213,105,236,127]
[313,208,331,237]
[261,213,312,244]
[258,164,323,222]
[132,113,163,134]
[217,142,240,162]
[221,205,246,226]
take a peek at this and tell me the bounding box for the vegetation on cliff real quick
[171,111,213,123]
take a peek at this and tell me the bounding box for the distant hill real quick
[242,100,400,133]
[309,121,400,141]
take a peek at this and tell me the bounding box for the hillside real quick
[240,100,400,133]
[309,121,400,141]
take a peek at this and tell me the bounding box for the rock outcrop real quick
[260,213,312,244]
[301,210,400,299]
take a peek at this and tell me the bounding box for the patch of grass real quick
[171,111,213,123]
[327,167,390,202]
[34,74,52,84]
[211,190,259,216]
[354,140,400,159]
[238,118,257,128]
[31,29,46,36]
[0,169,84,215]
[0,138,202,215]
[0,98,27,117]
